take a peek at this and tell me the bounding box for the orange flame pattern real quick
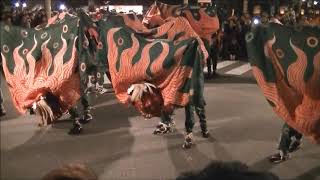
[101,14,208,108]
[143,2,219,45]
[252,35,320,143]
[105,26,199,107]
[183,8,220,45]
[1,35,81,114]
[119,14,208,63]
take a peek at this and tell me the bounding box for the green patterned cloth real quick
[0,13,81,113]
[143,2,219,50]
[80,12,207,109]
[1,11,207,117]
[246,23,320,143]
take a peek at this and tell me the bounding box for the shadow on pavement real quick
[1,94,137,180]
[164,128,279,180]
[204,119,277,143]
[293,166,320,180]
[281,166,320,180]
[250,156,275,172]
[250,149,320,180]
[176,160,279,180]
[205,74,257,85]
[165,130,213,174]
[206,134,234,161]
[52,96,139,135]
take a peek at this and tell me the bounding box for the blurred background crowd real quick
[1,0,319,62]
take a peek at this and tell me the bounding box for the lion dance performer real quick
[88,9,213,148]
[246,18,320,163]
[0,13,95,133]
[1,8,214,150]
[142,2,219,148]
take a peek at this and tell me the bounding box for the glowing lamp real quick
[59,4,66,11]
[253,18,260,25]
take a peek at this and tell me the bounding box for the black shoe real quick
[68,121,83,135]
[80,113,93,124]
[202,130,210,138]
[206,74,211,78]
[289,141,302,153]
[200,124,209,138]
[0,109,6,117]
[29,108,35,115]
[153,123,170,134]
[269,152,289,163]
[182,133,193,149]
[153,121,175,135]
[0,105,6,117]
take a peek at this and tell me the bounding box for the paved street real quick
[1,60,319,180]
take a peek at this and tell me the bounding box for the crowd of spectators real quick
[0,6,81,28]
[1,8,49,28]
[215,10,319,61]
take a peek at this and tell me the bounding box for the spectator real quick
[20,14,31,28]
[206,33,219,78]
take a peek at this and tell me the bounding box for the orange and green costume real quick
[247,23,320,143]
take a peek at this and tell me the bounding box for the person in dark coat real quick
[207,33,219,78]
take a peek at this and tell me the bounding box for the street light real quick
[22,2,27,8]
[253,18,260,25]
[15,2,20,7]
[314,1,318,5]
[59,4,66,11]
